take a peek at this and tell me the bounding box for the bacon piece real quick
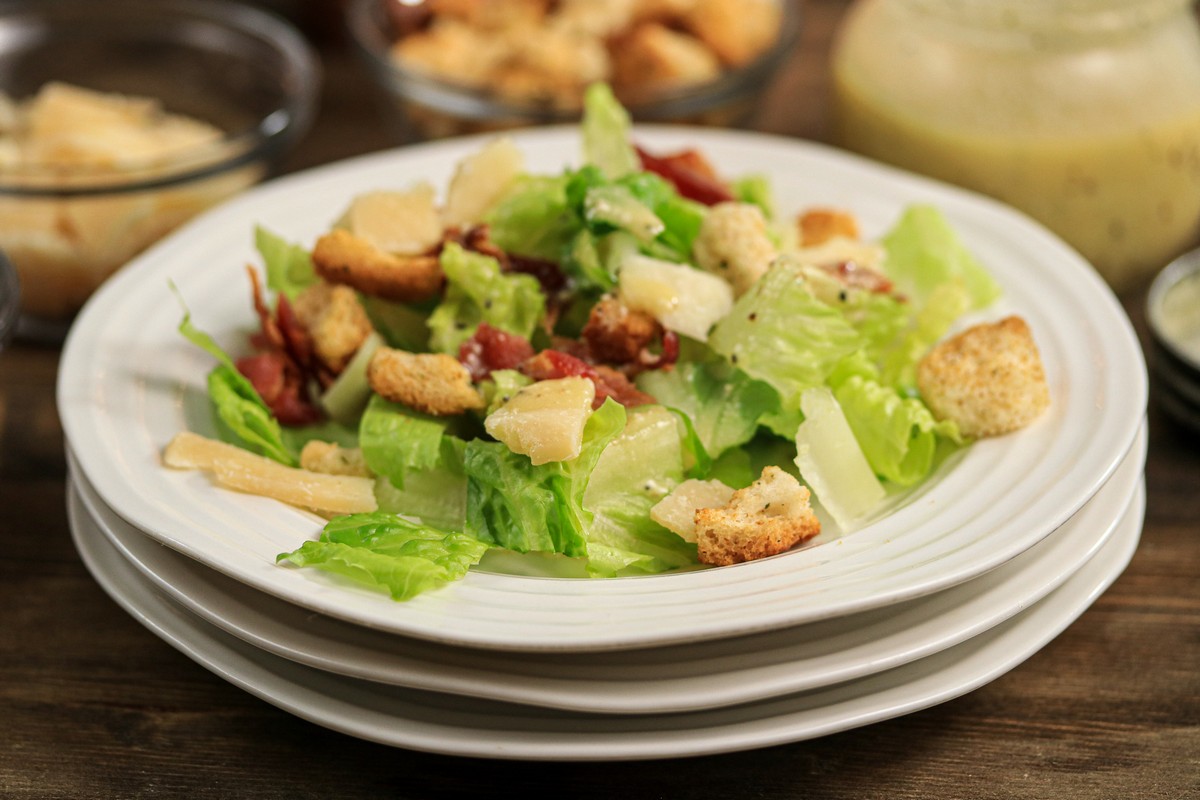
[636,145,735,206]
[520,349,656,409]
[238,267,325,425]
[457,322,536,381]
[235,351,322,426]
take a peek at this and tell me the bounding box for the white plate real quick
[68,477,1145,761]
[68,421,1145,714]
[57,127,1147,651]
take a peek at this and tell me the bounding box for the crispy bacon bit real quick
[236,351,323,426]
[238,267,324,425]
[520,349,656,409]
[636,145,735,206]
[458,322,536,381]
[821,260,895,295]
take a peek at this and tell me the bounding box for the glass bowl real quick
[345,0,801,142]
[0,0,319,333]
[1146,248,1200,433]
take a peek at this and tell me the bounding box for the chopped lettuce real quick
[373,439,468,531]
[793,387,886,529]
[582,82,638,179]
[359,395,453,488]
[636,358,778,459]
[708,261,862,409]
[582,406,698,576]
[834,375,963,486]
[463,399,625,557]
[256,226,316,301]
[178,306,296,466]
[882,205,1001,311]
[484,174,578,261]
[427,242,545,354]
[277,512,488,601]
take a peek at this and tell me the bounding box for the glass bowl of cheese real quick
[0,0,319,331]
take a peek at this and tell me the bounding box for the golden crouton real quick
[553,0,636,38]
[684,0,781,66]
[798,208,861,247]
[917,316,1051,438]
[582,296,663,364]
[429,0,550,30]
[292,281,373,374]
[367,346,484,416]
[692,201,778,296]
[491,26,611,107]
[390,18,508,88]
[299,441,373,478]
[694,466,821,566]
[612,23,722,97]
[311,228,443,304]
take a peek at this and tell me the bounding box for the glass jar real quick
[830,0,1200,292]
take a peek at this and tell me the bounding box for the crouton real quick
[917,316,1051,438]
[582,296,663,363]
[367,346,484,416]
[299,441,373,478]
[429,0,550,30]
[612,23,721,98]
[798,208,860,247]
[311,228,443,304]
[684,0,782,66]
[552,0,636,37]
[390,18,508,87]
[492,26,611,107]
[292,281,373,374]
[693,466,821,566]
[692,202,778,296]
[650,479,736,542]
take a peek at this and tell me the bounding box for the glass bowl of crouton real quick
[0,0,319,334]
[346,0,801,142]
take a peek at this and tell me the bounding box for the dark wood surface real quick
[2,2,1198,796]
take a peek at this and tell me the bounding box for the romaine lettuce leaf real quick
[636,358,778,459]
[373,437,468,531]
[484,174,579,261]
[255,226,316,301]
[463,399,625,557]
[359,394,452,488]
[834,375,963,486]
[178,308,296,466]
[277,511,488,600]
[708,261,862,409]
[582,82,638,179]
[582,405,698,576]
[793,387,886,529]
[427,242,545,354]
[881,205,1001,311]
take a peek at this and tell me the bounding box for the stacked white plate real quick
[58,128,1148,761]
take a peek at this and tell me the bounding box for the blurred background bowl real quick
[0,0,319,334]
[346,0,801,142]
[1146,248,1200,433]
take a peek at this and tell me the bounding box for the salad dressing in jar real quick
[830,0,1200,291]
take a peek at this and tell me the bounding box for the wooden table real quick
[2,2,1198,796]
